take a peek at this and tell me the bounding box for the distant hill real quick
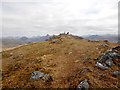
[83,34,118,43]
[1,35,51,51]
[1,38,26,51]
[20,36,29,41]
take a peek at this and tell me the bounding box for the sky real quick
[1,0,119,37]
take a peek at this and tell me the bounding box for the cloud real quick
[1,0,119,37]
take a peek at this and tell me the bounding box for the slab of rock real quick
[101,44,109,47]
[105,59,113,67]
[76,79,89,89]
[30,71,49,80]
[96,62,108,70]
[80,69,87,73]
[52,39,58,43]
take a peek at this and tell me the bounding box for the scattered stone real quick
[80,68,87,73]
[96,48,98,50]
[96,62,108,70]
[75,60,80,63]
[76,79,89,89]
[98,55,104,62]
[112,46,120,51]
[88,40,99,42]
[88,40,91,42]
[61,36,66,39]
[95,46,120,69]
[42,74,49,80]
[30,71,49,80]
[102,73,109,77]
[105,59,113,67]
[88,40,94,42]
[109,52,120,59]
[103,40,108,42]
[74,37,79,39]
[10,53,13,56]
[61,39,64,41]
[85,57,90,61]
[19,54,24,57]
[113,71,120,77]
[99,51,102,54]
[69,52,72,54]
[101,44,108,47]
[41,55,46,60]
[52,39,58,43]
[94,58,98,60]
[30,71,44,79]
[36,57,40,60]
[107,49,112,52]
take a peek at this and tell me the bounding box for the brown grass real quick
[1,34,119,88]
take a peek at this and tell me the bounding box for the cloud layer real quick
[2,0,119,37]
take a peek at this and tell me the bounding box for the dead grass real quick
[2,34,119,88]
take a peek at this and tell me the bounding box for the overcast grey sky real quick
[1,0,119,37]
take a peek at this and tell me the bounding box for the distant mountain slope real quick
[1,38,26,51]
[1,35,51,51]
[83,34,118,43]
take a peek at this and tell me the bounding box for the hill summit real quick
[2,34,120,88]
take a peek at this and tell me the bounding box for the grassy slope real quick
[1,38,26,51]
[2,34,119,88]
